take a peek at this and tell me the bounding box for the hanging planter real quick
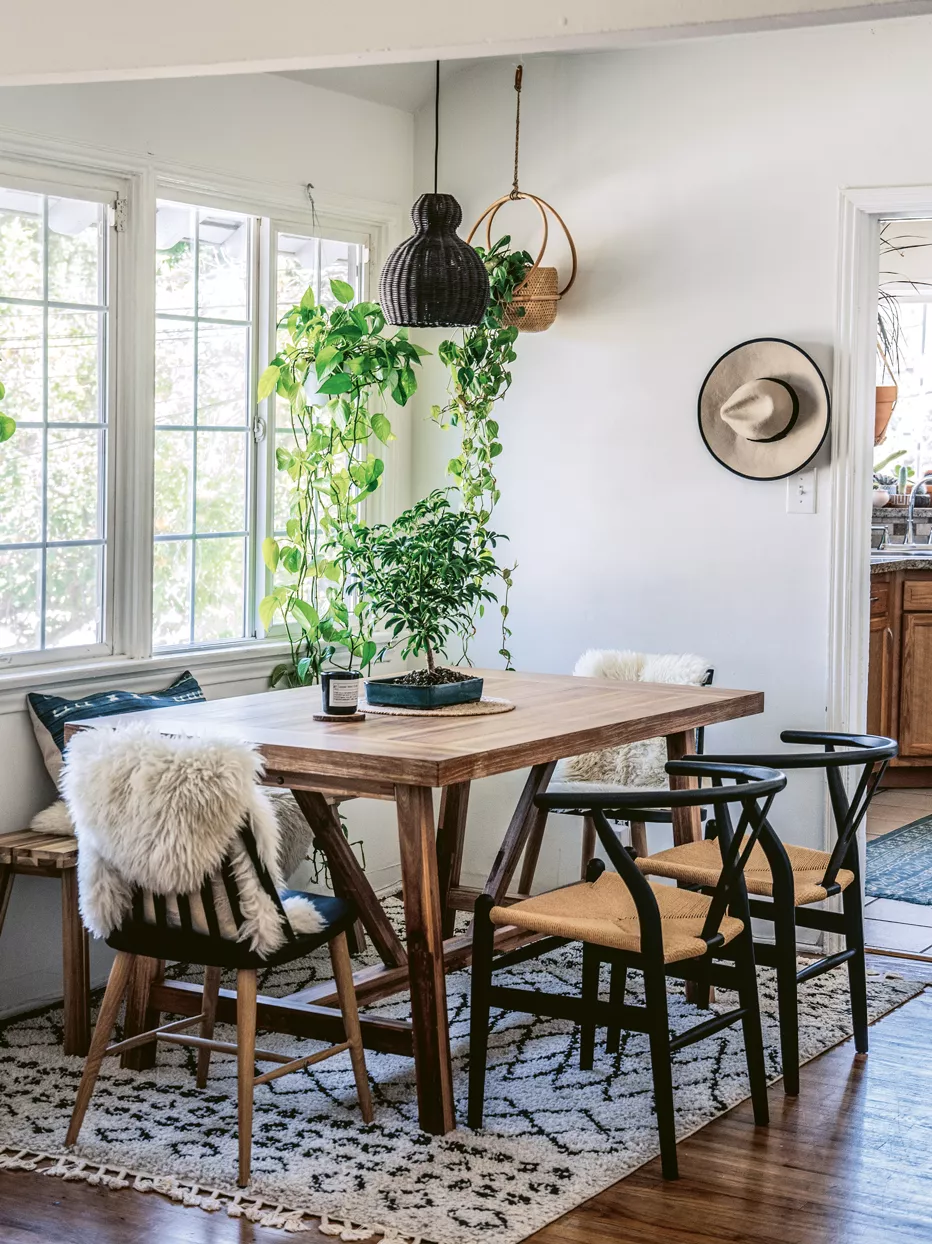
[468,66,577,334]
[875,342,898,447]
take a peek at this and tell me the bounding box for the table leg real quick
[395,784,455,1135]
[486,762,557,903]
[292,789,407,968]
[436,782,470,938]
[666,729,711,1006]
[61,868,90,1056]
[121,956,164,1070]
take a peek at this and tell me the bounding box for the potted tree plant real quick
[338,490,508,709]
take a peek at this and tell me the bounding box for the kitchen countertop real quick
[870,555,932,574]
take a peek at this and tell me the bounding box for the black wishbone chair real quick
[468,761,786,1180]
[636,731,897,1096]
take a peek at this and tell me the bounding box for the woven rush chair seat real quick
[638,839,855,907]
[492,872,745,963]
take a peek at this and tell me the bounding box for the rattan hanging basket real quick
[467,192,577,334]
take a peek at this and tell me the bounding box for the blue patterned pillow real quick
[27,671,205,786]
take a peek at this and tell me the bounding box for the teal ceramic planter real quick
[365,674,483,710]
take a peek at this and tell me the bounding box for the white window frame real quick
[0,158,128,673]
[0,154,391,699]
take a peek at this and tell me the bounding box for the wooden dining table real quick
[69,668,763,1136]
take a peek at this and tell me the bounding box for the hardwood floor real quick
[1,959,929,1244]
[865,790,932,957]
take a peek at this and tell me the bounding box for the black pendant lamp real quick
[380,62,490,327]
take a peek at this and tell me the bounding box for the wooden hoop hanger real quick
[467,192,578,299]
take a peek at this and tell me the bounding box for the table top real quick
[70,668,763,789]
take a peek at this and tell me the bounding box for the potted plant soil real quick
[338,490,507,709]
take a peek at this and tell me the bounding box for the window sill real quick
[0,639,294,715]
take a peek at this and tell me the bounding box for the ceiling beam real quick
[0,1,929,87]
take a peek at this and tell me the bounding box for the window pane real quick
[273,426,298,532]
[155,203,196,315]
[45,543,102,648]
[319,239,352,311]
[47,199,103,305]
[194,537,245,643]
[0,303,43,422]
[196,431,246,534]
[198,209,248,320]
[197,323,249,426]
[154,430,193,536]
[0,185,110,658]
[277,233,319,313]
[0,548,40,652]
[0,428,42,544]
[47,427,102,542]
[0,189,42,300]
[47,309,104,424]
[153,540,191,647]
[155,320,195,426]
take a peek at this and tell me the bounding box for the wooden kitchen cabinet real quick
[868,568,932,784]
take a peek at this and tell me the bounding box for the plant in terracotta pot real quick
[337,490,508,709]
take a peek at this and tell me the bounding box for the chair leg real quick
[580,943,599,1070]
[66,951,135,1146]
[735,937,769,1126]
[629,822,648,859]
[467,896,495,1129]
[61,868,91,1057]
[606,961,627,1054]
[328,931,373,1122]
[644,963,678,1180]
[774,901,801,1097]
[843,882,869,1056]
[196,966,222,1089]
[0,867,14,939]
[579,816,597,881]
[236,968,257,1188]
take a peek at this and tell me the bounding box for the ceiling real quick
[278,59,501,114]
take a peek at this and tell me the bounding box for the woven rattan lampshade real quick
[380,193,490,328]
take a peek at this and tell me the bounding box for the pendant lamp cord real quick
[434,60,440,194]
[511,64,523,200]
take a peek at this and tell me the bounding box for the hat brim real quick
[698,338,830,480]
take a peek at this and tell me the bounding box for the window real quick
[0,183,112,658]
[153,202,256,648]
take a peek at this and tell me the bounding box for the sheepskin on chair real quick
[556,649,709,789]
[61,724,323,957]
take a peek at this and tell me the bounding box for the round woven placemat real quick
[362,695,515,718]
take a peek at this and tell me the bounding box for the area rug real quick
[0,899,923,1244]
[867,814,932,905]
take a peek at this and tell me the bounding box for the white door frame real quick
[828,184,932,743]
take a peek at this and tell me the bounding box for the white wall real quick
[412,15,932,893]
[0,71,413,1018]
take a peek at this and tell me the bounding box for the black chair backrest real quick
[538,761,787,952]
[698,731,897,892]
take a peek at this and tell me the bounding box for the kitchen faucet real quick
[906,475,932,543]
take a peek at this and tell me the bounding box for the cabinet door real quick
[899,611,932,756]
[868,614,895,738]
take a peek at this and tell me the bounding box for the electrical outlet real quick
[786,468,817,514]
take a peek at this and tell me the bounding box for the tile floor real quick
[865,788,932,957]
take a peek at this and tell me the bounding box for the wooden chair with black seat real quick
[634,731,897,1096]
[60,723,373,1189]
[468,760,786,1180]
[519,651,714,893]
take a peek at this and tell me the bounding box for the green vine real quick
[431,235,531,667]
[0,380,13,445]
[258,278,426,688]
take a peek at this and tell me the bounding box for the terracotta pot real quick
[875,384,898,445]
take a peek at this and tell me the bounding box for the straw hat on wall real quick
[698,338,831,480]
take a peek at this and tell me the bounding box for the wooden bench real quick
[0,829,90,1055]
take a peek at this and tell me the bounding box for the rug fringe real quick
[0,1147,422,1239]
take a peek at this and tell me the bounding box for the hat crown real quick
[720,378,797,443]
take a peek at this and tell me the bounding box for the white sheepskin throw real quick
[60,724,323,956]
[556,650,710,790]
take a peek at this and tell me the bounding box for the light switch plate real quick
[787,468,817,514]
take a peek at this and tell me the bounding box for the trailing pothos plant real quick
[257,278,427,688]
[0,380,13,446]
[430,235,532,667]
